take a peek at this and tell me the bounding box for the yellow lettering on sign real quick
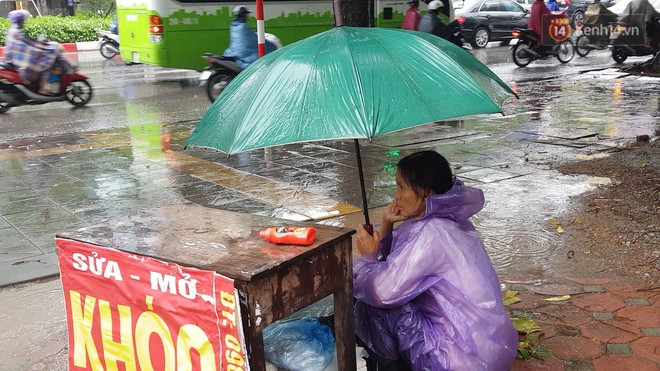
[135,298,175,371]
[176,324,216,370]
[220,291,235,310]
[99,300,136,371]
[69,290,103,370]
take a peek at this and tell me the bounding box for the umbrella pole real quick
[354,139,371,227]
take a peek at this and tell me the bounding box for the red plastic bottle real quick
[259,226,316,246]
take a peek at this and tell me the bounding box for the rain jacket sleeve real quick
[353,219,448,308]
[528,0,551,38]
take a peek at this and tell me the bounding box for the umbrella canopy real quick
[186,26,516,155]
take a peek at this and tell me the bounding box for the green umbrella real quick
[186,26,516,226]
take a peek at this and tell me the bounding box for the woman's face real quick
[394,171,427,219]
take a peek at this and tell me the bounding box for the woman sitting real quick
[354,150,518,370]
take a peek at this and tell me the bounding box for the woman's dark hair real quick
[397,150,454,196]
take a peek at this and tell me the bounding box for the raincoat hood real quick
[423,180,484,221]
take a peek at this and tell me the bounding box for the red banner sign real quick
[56,237,248,371]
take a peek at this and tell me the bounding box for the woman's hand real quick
[356,224,381,256]
[382,200,409,225]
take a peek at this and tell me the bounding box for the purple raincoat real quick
[353,181,518,370]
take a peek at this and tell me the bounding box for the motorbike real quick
[575,26,612,57]
[511,28,575,67]
[609,18,660,63]
[200,53,243,102]
[97,30,120,60]
[201,33,283,102]
[0,61,93,114]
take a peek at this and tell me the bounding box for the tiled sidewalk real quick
[508,278,660,370]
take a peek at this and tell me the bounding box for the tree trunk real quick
[334,0,371,27]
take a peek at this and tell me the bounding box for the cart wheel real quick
[575,35,591,57]
[556,39,574,64]
[0,102,10,114]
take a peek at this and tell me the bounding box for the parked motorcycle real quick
[511,28,575,67]
[97,29,120,60]
[609,18,660,63]
[0,61,93,113]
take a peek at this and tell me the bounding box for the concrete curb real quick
[0,41,100,56]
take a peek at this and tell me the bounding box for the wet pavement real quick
[0,49,658,369]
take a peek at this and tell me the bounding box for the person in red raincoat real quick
[401,0,422,30]
[528,0,551,46]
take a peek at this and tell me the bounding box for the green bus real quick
[116,0,412,71]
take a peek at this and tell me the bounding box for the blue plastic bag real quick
[263,317,335,371]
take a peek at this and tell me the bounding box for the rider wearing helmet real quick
[401,0,422,30]
[223,5,276,69]
[4,10,64,95]
[418,1,447,36]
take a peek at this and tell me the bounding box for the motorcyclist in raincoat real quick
[3,10,65,95]
[418,1,448,36]
[223,5,277,69]
[354,150,518,370]
[401,0,422,30]
[528,0,552,45]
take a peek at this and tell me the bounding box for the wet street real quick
[0,45,658,369]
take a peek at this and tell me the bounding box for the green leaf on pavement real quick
[511,317,541,334]
[503,290,522,305]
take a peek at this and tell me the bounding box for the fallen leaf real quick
[557,226,564,234]
[543,295,571,302]
[548,220,559,225]
[503,290,522,305]
[574,219,584,223]
[640,163,646,168]
[511,317,541,334]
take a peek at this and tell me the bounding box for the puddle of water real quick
[0,278,67,371]
[472,171,612,277]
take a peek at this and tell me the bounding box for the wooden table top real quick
[58,204,355,281]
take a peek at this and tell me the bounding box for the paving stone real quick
[581,322,641,343]
[630,337,660,363]
[510,356,565,370]
[567,278,612,286]
[603,283,654,299]
[592,354,659,371]
[625,298,650,306]
[509,284,530,291]
[641,327,660,337]
[605,343,632,354]
[542,336,604,360]
[572,293,626,312]
[592,312,614,321]
[564,360,595,371]
[616,306,660,327]
[507,290,542,310]
[582,285,605,293]
[539,305,594,327]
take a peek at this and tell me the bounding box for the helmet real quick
[233,5,251,16]
[8,9,31,24]
[428,0,444,10]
